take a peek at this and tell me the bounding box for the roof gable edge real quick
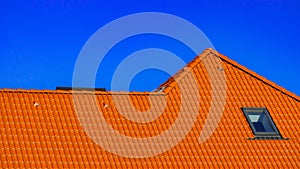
[208,49,300,102]
[158,49,212,93]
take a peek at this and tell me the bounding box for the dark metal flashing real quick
[247,137,289,140]
[56,86,106,91]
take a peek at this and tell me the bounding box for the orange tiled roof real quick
[1,49,300,168]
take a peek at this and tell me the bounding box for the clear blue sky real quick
[1,0,299,95]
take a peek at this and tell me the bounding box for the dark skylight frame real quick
[242,107,282,139]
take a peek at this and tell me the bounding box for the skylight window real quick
[242,107,283,139]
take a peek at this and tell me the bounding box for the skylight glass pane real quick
[260,114,274,132]
[248,114,260,122]
[253,122,266,132]
[248,112,276,133]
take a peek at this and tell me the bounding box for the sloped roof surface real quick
[1,49,300,168]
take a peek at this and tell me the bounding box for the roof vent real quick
[217,67,224,71]
[33,102,40,107]
[153,86,166,92]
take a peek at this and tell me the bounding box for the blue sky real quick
[1,0,300,95]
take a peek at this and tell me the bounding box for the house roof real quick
[1,49,300,168]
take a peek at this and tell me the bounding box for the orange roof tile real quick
[1,48,300,168]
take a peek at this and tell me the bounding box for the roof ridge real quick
[207,48,300,102]
[1,49,298,101]
[158,48,212,93]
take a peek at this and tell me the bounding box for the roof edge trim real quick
[207,48,300,102]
